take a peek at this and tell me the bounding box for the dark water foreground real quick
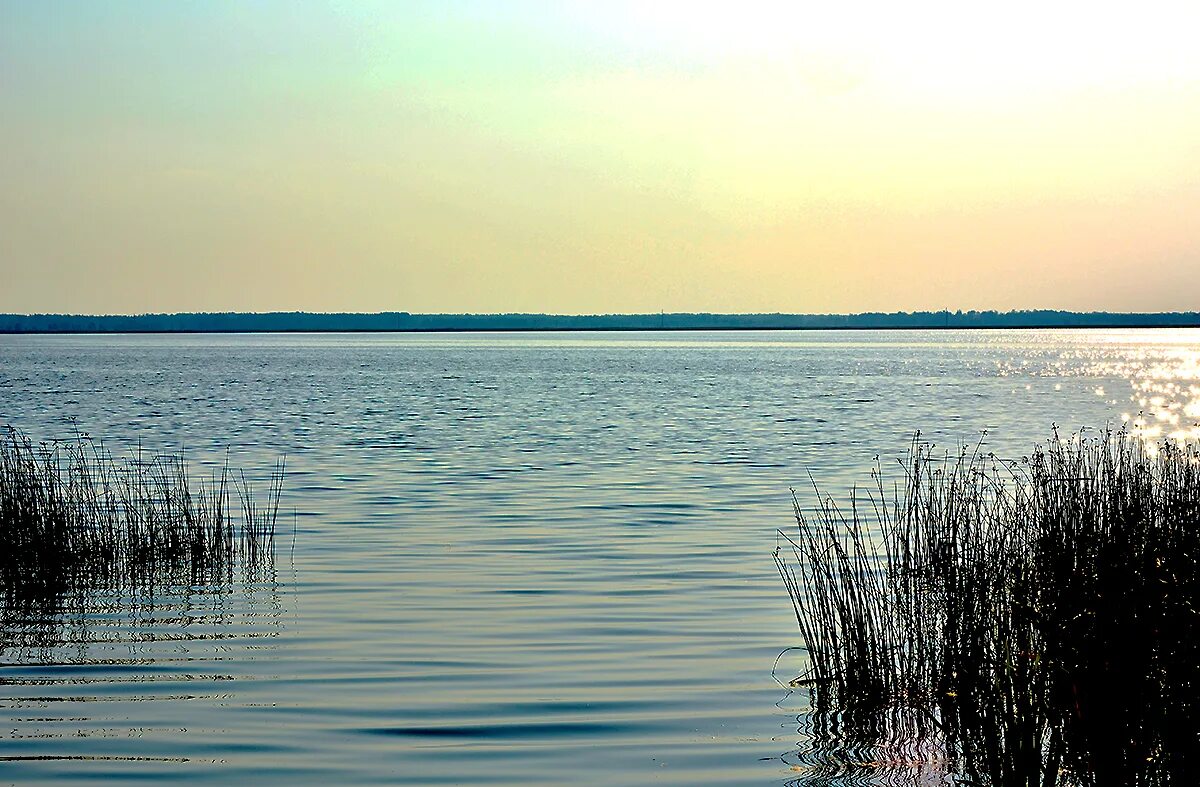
[1,329,1198,785]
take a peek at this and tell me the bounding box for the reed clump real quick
[777,431,1200,786]
[1,427,283,608]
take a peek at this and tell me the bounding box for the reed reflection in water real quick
[777,681,955,787]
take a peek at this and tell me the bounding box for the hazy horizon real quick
[3,2,1199,314]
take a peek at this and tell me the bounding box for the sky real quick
[2,1,1199,315]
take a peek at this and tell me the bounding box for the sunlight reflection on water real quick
[1074,333,1200,446]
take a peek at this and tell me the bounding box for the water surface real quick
[2,329,1198,784]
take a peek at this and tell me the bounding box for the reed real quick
[777,431,1200,786]
[0,426,284,609]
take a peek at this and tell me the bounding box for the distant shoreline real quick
[5,325,1200,336]
[2,310,1200,334]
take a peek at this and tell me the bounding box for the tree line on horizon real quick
[1,310,1199,333]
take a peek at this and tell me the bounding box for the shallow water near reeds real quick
[2,328,1199,785]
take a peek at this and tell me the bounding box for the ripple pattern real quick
[2,329,1198,784]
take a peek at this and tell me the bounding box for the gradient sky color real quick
[2,1,1199,314]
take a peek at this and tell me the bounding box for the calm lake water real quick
[2,329,1199,785]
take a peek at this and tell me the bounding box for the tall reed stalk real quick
[777,431,1200,786]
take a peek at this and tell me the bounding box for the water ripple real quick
[3,328,1198,784]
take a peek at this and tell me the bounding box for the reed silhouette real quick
[777,431,1200,786]
[1,426,283,623]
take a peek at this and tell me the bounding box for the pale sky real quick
[2,1,1199,314]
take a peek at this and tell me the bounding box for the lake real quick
[2,329,1198,785]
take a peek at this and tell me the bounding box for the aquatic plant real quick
[776,431,1200,786]
[0,426,283,611]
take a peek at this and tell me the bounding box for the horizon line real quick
[3,309,1200,335]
